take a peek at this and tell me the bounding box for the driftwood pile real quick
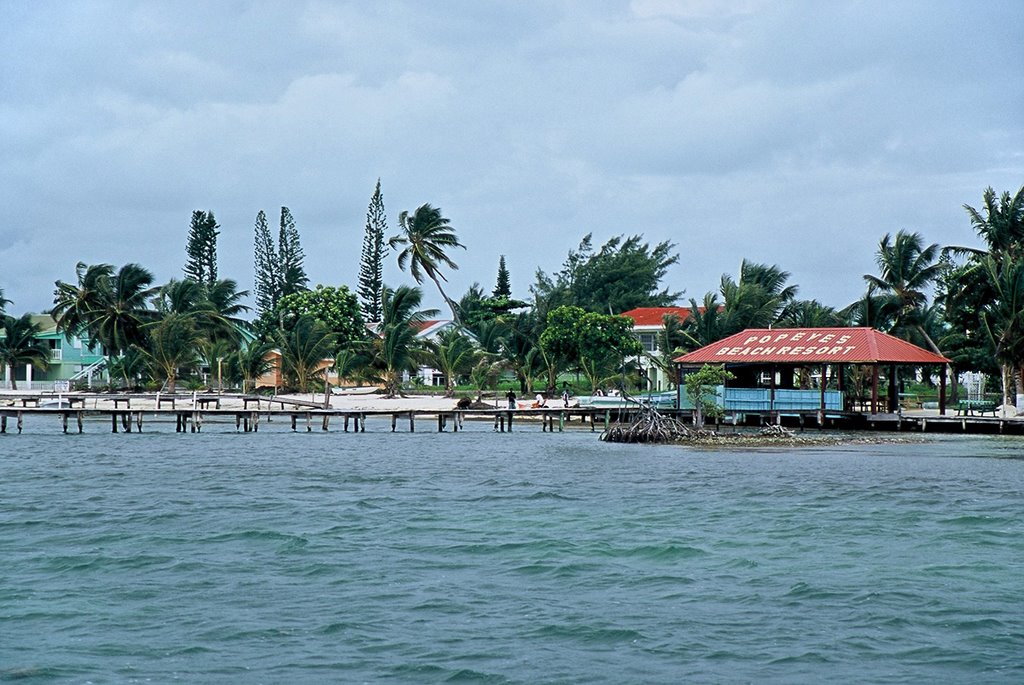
[759,424,795,438]
[600,404,702,443]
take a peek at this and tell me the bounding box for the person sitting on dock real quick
[532,393,547,408]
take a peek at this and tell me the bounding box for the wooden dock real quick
[1,393,1022,436]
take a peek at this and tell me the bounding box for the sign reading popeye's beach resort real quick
[674,328,950,365]
[714,331,856,359]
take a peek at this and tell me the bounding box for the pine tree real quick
[184,210,219,286]
[493,254,512,299]
[278,206,308,298]
[357,179,388,322]
[253,210,279,317]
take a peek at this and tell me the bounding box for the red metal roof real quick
[674,327,950,365]
[621,307,695,326]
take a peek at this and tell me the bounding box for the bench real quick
[956,400,999,417]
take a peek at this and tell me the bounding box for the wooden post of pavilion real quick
[939,364,947,415]
[871,365,879,414]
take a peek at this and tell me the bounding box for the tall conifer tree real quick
[278,206,308,298]
[357,179,388,322]
[184,210,219,287]
[253,210,279,317]
[493,255,512,299]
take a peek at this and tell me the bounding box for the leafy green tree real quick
[0,314,49,390]
[358,179,388,322]
[277,315,336,394]
[367,285,438,397]
[532,234,681,313]
[273,285,364,349]
[684,364,734,429]
[253,210,279,318]
[390,203,465,323]
[576,311,643,391]
[493,255,512,298]
[52,262,158,355]
[539,305,642,391]
[184,210,219,287]
[136,313,205,392]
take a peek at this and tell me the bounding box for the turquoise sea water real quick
[2,417,1023,683]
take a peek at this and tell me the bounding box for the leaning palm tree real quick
[0,314,50,390]
[0,287,10,316]
[277,315,336,394]
[389,204,465,323]
[136,313,206,392]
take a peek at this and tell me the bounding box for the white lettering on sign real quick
[711,340,860,358]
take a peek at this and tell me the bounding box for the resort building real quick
[620,307,696,392]
[674,326,951,415]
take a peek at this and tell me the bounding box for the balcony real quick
[50,348,63,361]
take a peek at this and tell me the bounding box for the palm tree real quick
[136,313,205,392]
[780,299,843,328]
[277,315,336,394]
[205,279,251,344]
[235,341,276,394]
[389,204,465,323]
[863,230,943,352]
[0,287,10,316]
[52,262,112,341]
[52,262,158,355]
[154,278,250,346]
[0,314,50,390]
[962,186,1024,261]
[369,285,438,397]
[427,328,479,397]
[980,255,1024,407]
[107,347,148,390]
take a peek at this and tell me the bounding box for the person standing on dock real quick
[506,389,517,409]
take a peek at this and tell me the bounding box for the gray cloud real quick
[1,0,1021,316]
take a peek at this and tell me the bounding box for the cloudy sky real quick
[2,0,1021,316]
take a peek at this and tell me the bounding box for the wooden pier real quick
[1,393,1022,436]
